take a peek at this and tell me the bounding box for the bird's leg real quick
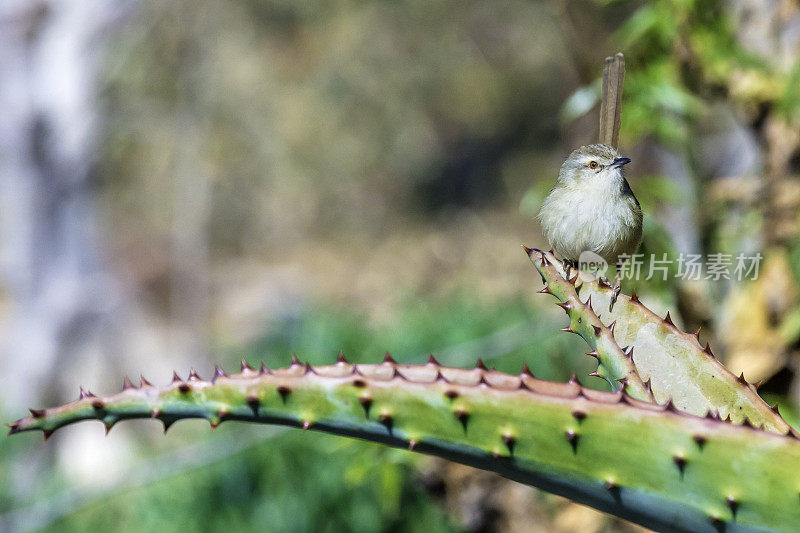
[609,267,622,312]
[562,258,576,281]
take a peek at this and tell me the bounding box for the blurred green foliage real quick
[50,436,456,533]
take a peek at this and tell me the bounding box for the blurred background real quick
[3,0,800,531]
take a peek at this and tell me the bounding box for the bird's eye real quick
[589,161,599,169]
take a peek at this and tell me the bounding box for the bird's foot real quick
[608,274,622,313]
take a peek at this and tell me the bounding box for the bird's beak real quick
[611,157,631,168]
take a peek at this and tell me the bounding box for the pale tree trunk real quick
[0,0,135,410]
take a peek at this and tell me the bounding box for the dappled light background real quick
[4,1,800,531]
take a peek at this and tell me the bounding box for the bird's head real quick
[557,143,630,186]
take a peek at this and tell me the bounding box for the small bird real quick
[537,143,642,302]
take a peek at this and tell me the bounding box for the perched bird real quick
[537,143,642,291]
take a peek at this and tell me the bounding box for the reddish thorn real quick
[565,429,579,453]
[737,372,747,385]
[630,289,639,303]
[337,351,348,363]
[537,286,552,294]
[122,376,136,390]
[29,408,45,418]
[568,273,579,284]
[172,371,182,383]
[290,354,301,366]
[359,396,372,416]
[427,354,440,365]
[693,327,701,339]
[585,350,599,359]
[502,434,515,454]
[567,374,579,385]
[673,455,687,476]
[242,359,254,371]
[664,312,674,326]
[259,361,269,374]
[213,365,227,382]
[383,352,396,364]
[246,395,260,415]
[588,371,600,378]
[277,386,291,402]
[378,413,393,432]
[608,320,616,334]
[139,375,153,388]
[771,403,780,414]
[188,368,201,381]
[475,358,488,370]
[704,343,714,357]
[43,429,54,441]
[556,301,571,312]
[78,387,91,400]
[521,363,534,376]
[302,421,311,431]
[560,326,574,333]
[454,409,469,430]
[585,295,593,311]
[591,325,602,336]
[571,409,587,421]
[726,497,739,518]
[522,245,534,256]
